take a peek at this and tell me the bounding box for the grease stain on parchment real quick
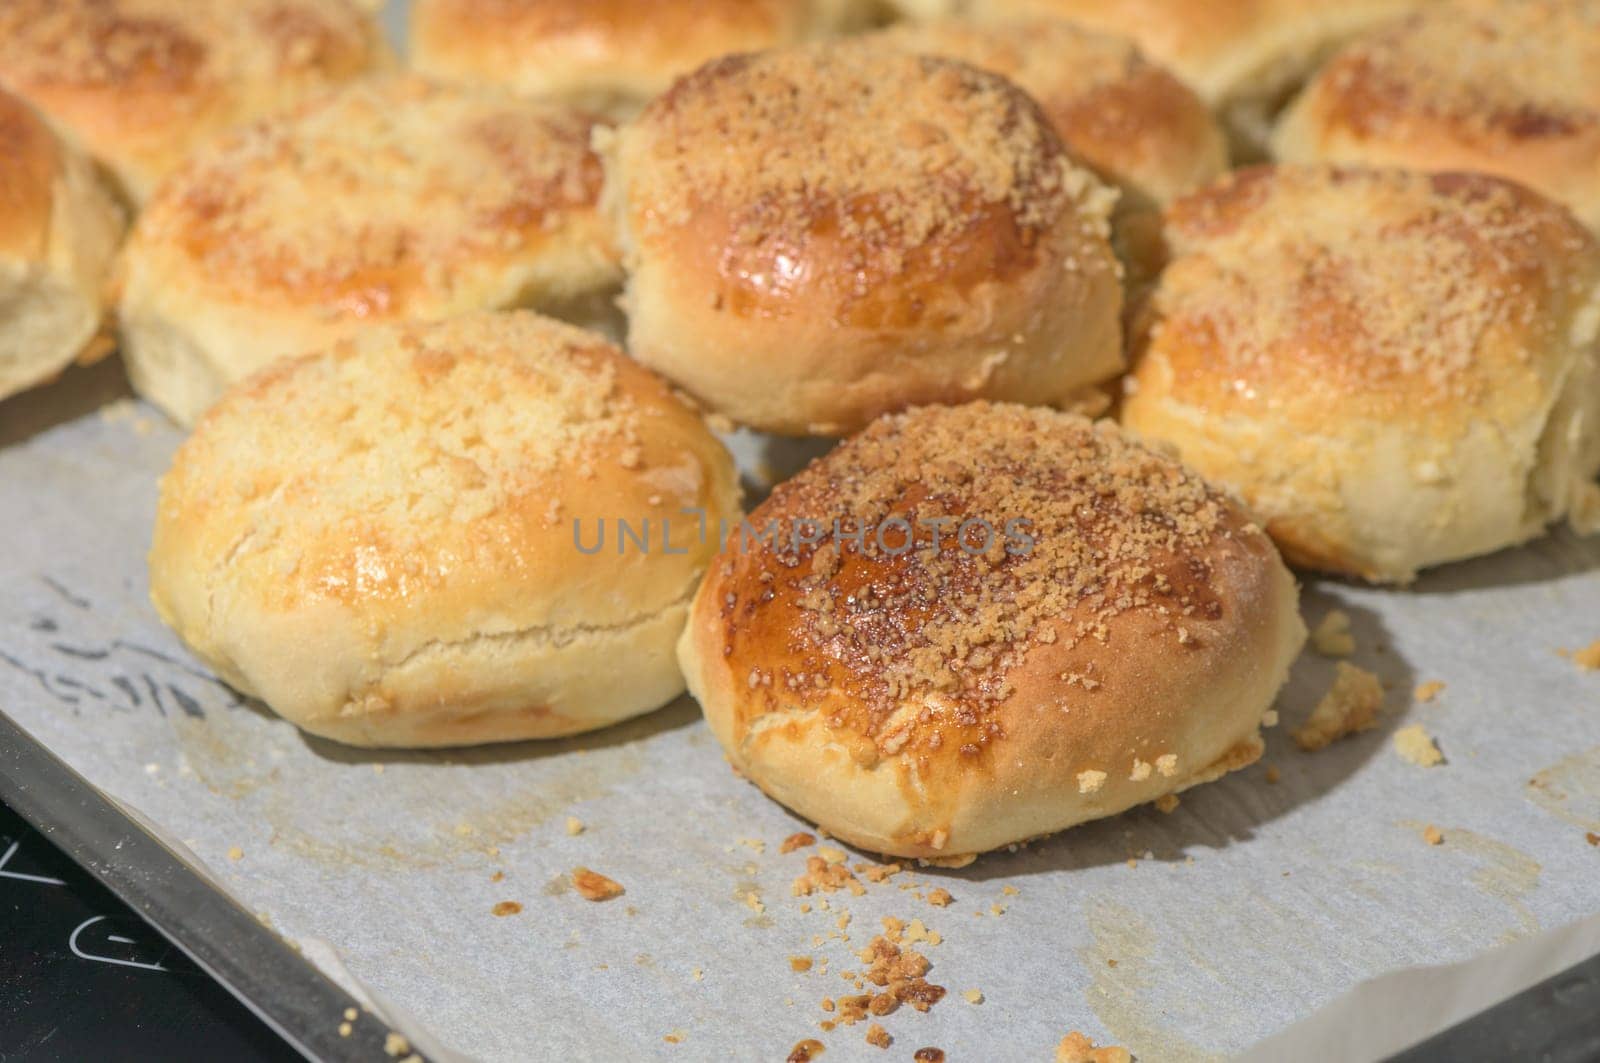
[1080,899,1225,1063]
[1397,822,1541,944]
[1526,745,1600,832]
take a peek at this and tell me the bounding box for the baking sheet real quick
[4,356,1600,1061]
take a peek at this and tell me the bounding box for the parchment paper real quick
[4,354,1599,1062]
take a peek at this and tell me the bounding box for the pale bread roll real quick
[0,88,124,403]
[0,0,391,204]
[410,0,874,117]
[680,403,1304,859]
[1121,165,1600,583]
[1274,0,1600,232]
[116,77,622,426]
[150,312,742,748]
[601,43,1124,437]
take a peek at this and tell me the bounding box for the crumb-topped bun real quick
[0,89,124,402]
[601,44,1124,437]
[410,0,870,117]
[1121,166,1600,584]
[116,77,622,426]
[865,18,1225,294]
[966,0,1433,159]
[0,0,390,204]
[1274,0,1600,232]
[679,403,1304,859]
[150,312,742,748]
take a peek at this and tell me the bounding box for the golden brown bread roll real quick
[0,88,124,402]
[679,403,1305,859]
[864,17,1226,294]
[960,0,1437,160]
[410,0,872,117]
[150,312,742,748]
[600,43,1124,437]
[116,77,622,426]
[1274,0,1600,232]
[0,0,391,204]
[1121,165,1600,583]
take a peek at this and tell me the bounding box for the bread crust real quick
[116,77,622,425]
[1121,165,1600,582]
[679,404,1304,858]
[602,44,1124,437]
[0,0,391,204]
[0,88,124,401]
[1274,0,1600,232]
[150,312,742,748]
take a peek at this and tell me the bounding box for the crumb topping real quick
[718,404,1252,732]
[1156,166,1595,412]
[623,43,1114,263]
[132,76,608,312]
[1294,662,1384,751]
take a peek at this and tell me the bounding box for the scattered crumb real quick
[781,832,817,853]
[791,956,814,972]
[383,1033,410,1058]
[1586,833,1598,847]
[343,1008,357,1022]
[1154,794,1180,814]
[693,967,705,981]
[566,817,585,836]
[738,837,766,853]
[1422,825,1444,846]
[491,901,522,917]
[1294,663,1384,751]
[490,870,504,883]
[787,1039,826,1062]
[1570,639,1600,670]
[1414,680,1446,703]
[865,1024,891,1049]
[226,846,243,862]
[1001,885,1019,896]
[913,1050,946,1063]
[663,1031,685,1044]
[818,846,848,865]
[1310,610,1356,657]
[793,856,865,897]
[1264,765,1281,784]
[1056,1031,1132,1063]
[1394,724,1444,767]
[1262,709,1279,727]
[920,853,976,869]
[926,888,953,907]
[572,867,625,902]
[962,989,983,1004]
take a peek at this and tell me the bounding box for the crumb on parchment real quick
[1414,680,1446,703]
[572,867,625,902]
[866,1024,891,1049]
[491,901,522,916]
[1310,609,1356,657]
[1570,639,1600,670]
[1056,1031,1132,1063]
[1394,724,1444,767]
[1294,663,1384,751]
[1422,825,1444,846]
[781,832,817,854]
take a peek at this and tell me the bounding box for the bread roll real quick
[410,0,871,117]
[0,89,124,402]
[116,77,622,426]
[964,0,1435,160]
[1121,165,1600,584]
[680,403,1303,859]
[601,43,1124,437]
[1274,0,1600,232]
[0,0,390,205]
[865,17,1226,294]
[150,312,742,748]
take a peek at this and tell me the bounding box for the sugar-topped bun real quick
[116,77,622,426]
[1274,0,1600,232]
[865,18,1225,293]
[0,0,390,204]
[601,44,1124,437]
[410,0,871,117]
[0,89,124,402]
[964,0,1434,159]
[679,403,1304,859]
[1121,166,1600,584]
[151,312,742,748]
